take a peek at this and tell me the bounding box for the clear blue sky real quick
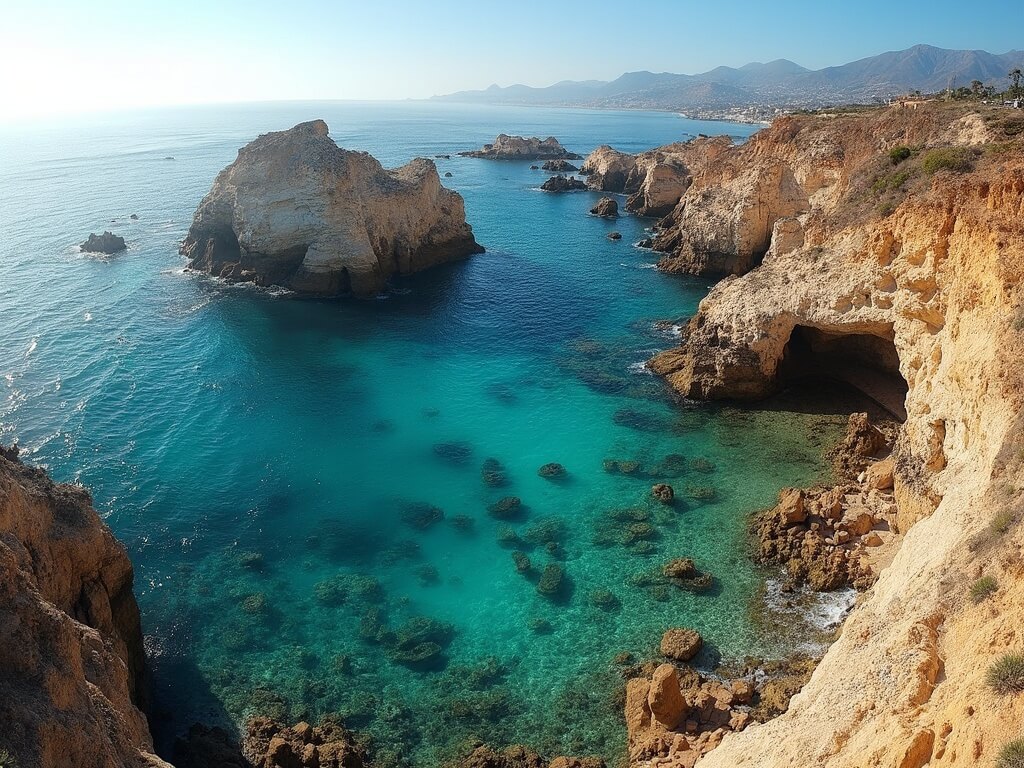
[2,0,1020,119]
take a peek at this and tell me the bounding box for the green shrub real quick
[0,748,17,768]
[992,509,1017,535]
[998,737,1024,768]
[970,575,998,602]
[921,147,974,175]
[889,145,912,164]
[986,653,1024,694]
[871,170,911,195]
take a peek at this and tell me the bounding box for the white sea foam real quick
[628,361,652,375]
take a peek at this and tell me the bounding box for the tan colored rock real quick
[778,487,806,524]
[660,628,703,661]
[865,456,895,490]
[580,145,636,191]
[648,664,688,728]
[181,120,483,297]
[0,449,170,768]
[650,103,1024,768]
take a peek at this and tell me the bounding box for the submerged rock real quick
[433,441,474,465]
[481,457,509,488]
[180,120,483,297]
[400,501,445,530]
[536,563,566,598]
[606,231,622,241]
[651,483,675,504]
[537,462,567,479]
[80,231,127,254]
[459,134,581,160]
[487,496,524,520]
[541,174,587,192]
[590,197,619,218]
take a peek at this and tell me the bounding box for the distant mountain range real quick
[432,45,1024,112]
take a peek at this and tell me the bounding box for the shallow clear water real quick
[0,102,846,765]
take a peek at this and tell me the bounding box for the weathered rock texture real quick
[580,138,733,217]
[181,120,483,297]
[648,103,1024,767]
[0,446,169,768]
[460,134,581,160]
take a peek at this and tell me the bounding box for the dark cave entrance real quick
[779,325,909,421]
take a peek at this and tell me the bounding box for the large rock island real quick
[180,120,483,297]
[459,134,581,160]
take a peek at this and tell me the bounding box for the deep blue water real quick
[0,102,847,765]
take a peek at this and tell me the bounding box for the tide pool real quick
[0,102,847,765]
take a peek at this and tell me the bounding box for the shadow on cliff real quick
[149,654,239,761]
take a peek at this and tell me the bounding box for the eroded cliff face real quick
[580,139,732,218]
[0,446,170,768]
[643,104,1024,767]
[181,120,483,298]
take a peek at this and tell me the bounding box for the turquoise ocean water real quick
[0,102,850,765]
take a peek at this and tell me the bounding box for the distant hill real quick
[432,45,1024,111]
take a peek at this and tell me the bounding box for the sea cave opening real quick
[778,324,909,421]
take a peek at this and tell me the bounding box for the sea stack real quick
[180,120,483,297]
[459,134,581,160]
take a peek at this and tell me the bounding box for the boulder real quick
[459,134,580,160]
[865,456,895,490]
[647,664,688,728]
[180,120,483,297]
[778,488,806,524]
[80,231,127,254]
[590,197,619,217]
[607,231,622,241]
[661,627,703,661]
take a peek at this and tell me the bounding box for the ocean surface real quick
[0,101,852,765]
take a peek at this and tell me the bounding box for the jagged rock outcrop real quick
[590,197,618,217]
[0,446,169,768]
[580,138,733,218]
[540,175,586,192]
[459,134,580,160]
[80,231,127,254]
[580,146,635,191]
[181,120,483,297]
[648,103,1024,768]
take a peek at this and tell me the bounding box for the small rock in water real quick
[444,171,453,177]
[660,627,703,661]
[651,484,675,504]
[80,231,126,254]
[590,197,618,217]
[129,213,139,220]
[607,231,622,241]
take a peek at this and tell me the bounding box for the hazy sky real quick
[2,0,1020,120]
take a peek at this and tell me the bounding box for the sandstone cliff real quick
[181,120,483,297]
[0,446,170,768]
[644,103,1024,767]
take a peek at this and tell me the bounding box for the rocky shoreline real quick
[4,102,1023,768]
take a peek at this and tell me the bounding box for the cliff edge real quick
[644,103,1024,767]
[0,446,170,768]
[181,120,483,298]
